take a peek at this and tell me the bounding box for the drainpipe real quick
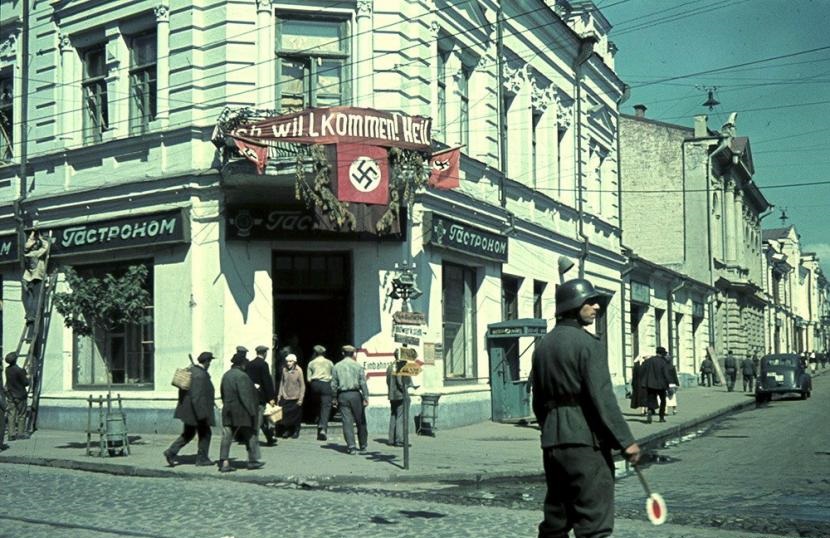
[620,259,634,381]
[496,4,506,209]
[667,279,685,370]
[616,83,630,232]
[574,34,598,278]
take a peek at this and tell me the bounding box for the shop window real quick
[73,261,154,388]
[276,16,349,111]
[442,263,477,380]
[0,73,13,160]
[81,44,109,143]
[128,31,157,135]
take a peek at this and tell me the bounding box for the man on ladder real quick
[22,230,50,343]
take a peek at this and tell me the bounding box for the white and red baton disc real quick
[645,492,667,525]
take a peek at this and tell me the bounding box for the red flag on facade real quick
[428,146,461,189]
[233,138,269,174]
[334,143,389,205]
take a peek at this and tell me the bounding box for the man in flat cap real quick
[331,345,369,454]
[247,345,277,446]
[4,352,29,440]
[164,351,216,467]
[218,353,264,472]
[307,345,334,441]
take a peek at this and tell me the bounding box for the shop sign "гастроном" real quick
[423,212,508,263]
[50,210,189,257]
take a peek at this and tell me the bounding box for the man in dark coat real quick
[247,344,277,446]
[218,353,264,472]
[639,346,672,423]
[386,352,414,447]
[724,350,738,392]
[164,352,216,467]
[700,355,715,387]
[4,352,30,440]
[741,354,757,392]
[531,278,640,538]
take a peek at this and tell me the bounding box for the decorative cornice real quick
[154,4,170,22]
[58,33,73,53]
[0,32,18,58]
[429,20,440,38]
[503,62,526,94]
[356,0,372,16]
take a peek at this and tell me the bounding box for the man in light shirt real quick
[307,345,334,441]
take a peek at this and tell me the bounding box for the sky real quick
[601,0,830,275]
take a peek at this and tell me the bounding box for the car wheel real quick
[800,391,808,400]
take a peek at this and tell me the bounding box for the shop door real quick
[486,318,546,422]
[272,250,351,382]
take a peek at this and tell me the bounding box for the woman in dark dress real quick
[630,355,648,415]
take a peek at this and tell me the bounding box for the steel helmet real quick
[556,278,611,315]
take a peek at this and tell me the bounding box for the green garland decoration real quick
[293,145,431,234]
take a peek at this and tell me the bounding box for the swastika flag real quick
[428,146,461,190]
[334,143,389,205]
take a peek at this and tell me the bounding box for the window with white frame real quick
[82,44,109,143]
[0,73,11,160]
[73,261,154,388]
[276,16,349,111]
[443,262,478,380]
[436,49,449,141]
[459,66,470,147]
[128,31,157,135]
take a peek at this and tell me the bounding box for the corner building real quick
[0,0,630,433]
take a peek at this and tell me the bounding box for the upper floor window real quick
[458,66,470,147]
[0,74,12,161]
[82,45,109,143]
[436,49,449,141]
[276,16,349,111]
[129,31,157,135]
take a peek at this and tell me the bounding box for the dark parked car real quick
[755,353,812,403]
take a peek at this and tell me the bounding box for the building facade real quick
[0,0,632,433]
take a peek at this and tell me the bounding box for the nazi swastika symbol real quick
[349,157,381,192]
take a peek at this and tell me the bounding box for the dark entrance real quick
[272,251,351,421]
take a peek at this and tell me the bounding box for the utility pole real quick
[15,0,31,272]
[496,3,506,208]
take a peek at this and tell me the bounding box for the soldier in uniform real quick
[247,344,277,446]
[531,278,640,538]
[218,353,264,472]
[164,351,216,467]
[724,350,738,392]
[331,345,369,455]
[741,354,757,392]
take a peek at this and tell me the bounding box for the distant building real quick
[620,107,770,367]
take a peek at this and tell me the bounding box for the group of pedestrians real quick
[700,350,760,392]
[629,346,679,423]
[163,343,379,469]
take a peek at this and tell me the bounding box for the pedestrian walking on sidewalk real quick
[386,351,415,447]
[724,350,738,392]
[247,344,277,446]
[164,351,216,467]
[4,353,29,440]
[640,347,672,423]
[0,363,8,450]
[218,353,264,472]
[531,278,640,538]
[741,355,757,392]
[331,345,369,455]
[665,354,680,415]
[629,355,649,416]
[701,354,715,387]
[278,354,305,439]
[307,345,334,441]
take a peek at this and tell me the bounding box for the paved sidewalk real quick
[1,371,824,486]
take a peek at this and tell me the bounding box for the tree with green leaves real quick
[53,264,151,395]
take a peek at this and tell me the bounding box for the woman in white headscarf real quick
[278,354,306,438]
